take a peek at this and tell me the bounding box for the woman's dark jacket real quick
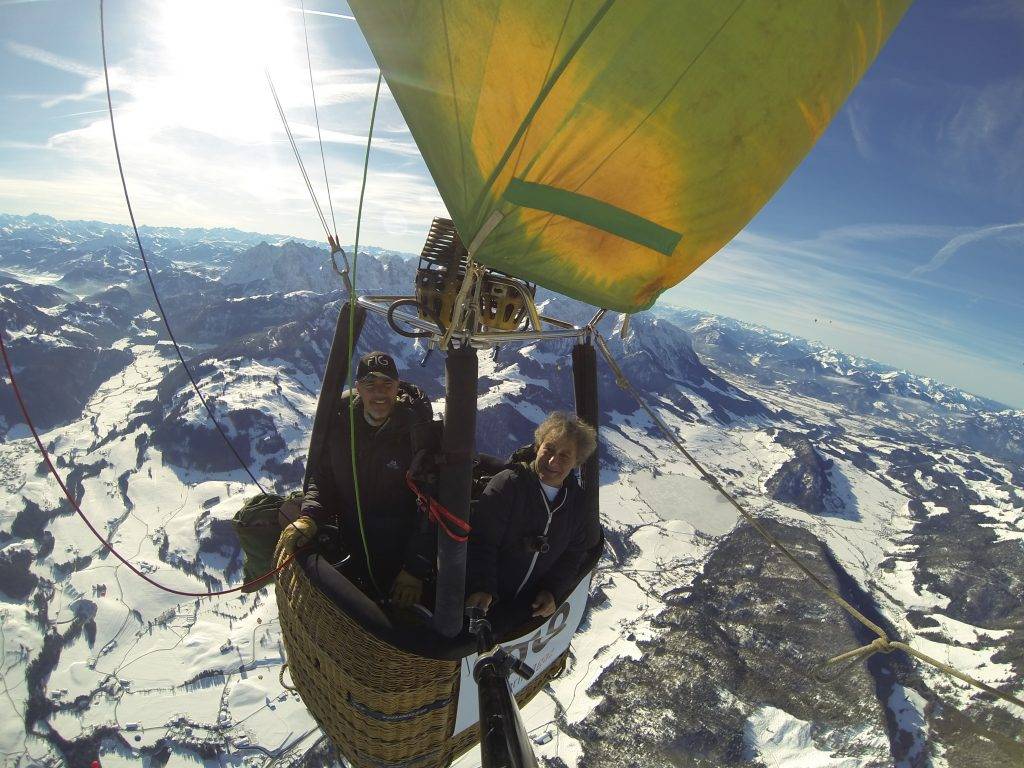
[466,463,588,604]
[301,383,434,591]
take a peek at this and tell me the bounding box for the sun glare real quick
[145,0,305,144]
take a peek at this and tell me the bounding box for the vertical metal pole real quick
[571,343,601,549]
[432,344,478,637]
[303,302,366,491]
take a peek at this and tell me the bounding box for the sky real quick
[0,0,1022,407]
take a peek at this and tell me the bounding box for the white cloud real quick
[937,76,1024,198]
[844,98,873,161]
[288,122,420,157]
[284,6,355,22]
[816,222,957,243]
[3,40,132,109]
[0,1,445,251]
[0,140,49,150]
[949,77,1024,140]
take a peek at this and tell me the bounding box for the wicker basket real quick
[274,532,565,768]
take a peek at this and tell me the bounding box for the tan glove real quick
[279,515,317,552]
[390,569,424,608]
[278,496,302,529]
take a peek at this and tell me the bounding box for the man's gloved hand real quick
[531,590,556,618]
[390,569,424,608]
[464,591,494,614]
[278,496,303,530]
[280,515,318,551]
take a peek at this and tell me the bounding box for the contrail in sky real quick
[5,41,98,78]
[911,222,1024,277]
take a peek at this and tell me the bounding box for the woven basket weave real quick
[274,530,565,768]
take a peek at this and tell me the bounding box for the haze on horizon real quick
[1,0,1022,408]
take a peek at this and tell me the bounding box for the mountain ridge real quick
[0,217,1021,767]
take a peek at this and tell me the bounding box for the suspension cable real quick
[299,0,339,243]
[100,0,265,493]
[265,68,333,243]
[0,328,302,598]
[346,73,384,597]
[593,331,1024,711]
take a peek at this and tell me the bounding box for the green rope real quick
[346,72,384,597]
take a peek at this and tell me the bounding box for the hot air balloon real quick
[272,2,912,766]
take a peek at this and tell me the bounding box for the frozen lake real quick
[633,472,740,537]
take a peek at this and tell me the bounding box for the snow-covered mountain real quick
[668,308,1023,465]
[1,215,1021,767]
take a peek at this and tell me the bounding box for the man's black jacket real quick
[466,463,588,604]
[302,383,434,591]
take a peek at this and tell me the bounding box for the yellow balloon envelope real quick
[349,0,912,312]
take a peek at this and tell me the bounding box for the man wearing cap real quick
[301,351,435,608]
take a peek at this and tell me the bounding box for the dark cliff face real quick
[0,342,132,430]
[0,276,135,437]
[175,291,328,347]
[598,315,770,425]
[576,521,890,768]
[145,389,286,480]
[935,413,1024,465]
[764,431,832,515]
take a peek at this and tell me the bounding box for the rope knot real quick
[870,636,893,654]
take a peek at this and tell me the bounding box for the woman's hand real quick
[465,591,494,613]
[531,590,556,618]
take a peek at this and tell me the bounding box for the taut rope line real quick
[593,331,1024,711]
[298,0,340,243]
[265,68,333,242]
[100,0,265,493]
[345,72,385,597]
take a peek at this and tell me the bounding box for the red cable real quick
[406,472,471,543]
[1,329,300,598]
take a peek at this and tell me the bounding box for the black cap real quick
[356,351,399,382]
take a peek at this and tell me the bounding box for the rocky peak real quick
[764,430,831,514]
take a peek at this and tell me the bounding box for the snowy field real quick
[2,320,1022,766]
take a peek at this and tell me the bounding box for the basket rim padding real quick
[296,534,604,661]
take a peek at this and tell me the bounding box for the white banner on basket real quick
[451,574,591,737]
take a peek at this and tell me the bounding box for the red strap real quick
[406,472,471,543]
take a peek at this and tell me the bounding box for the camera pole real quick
[467,609,540,768]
